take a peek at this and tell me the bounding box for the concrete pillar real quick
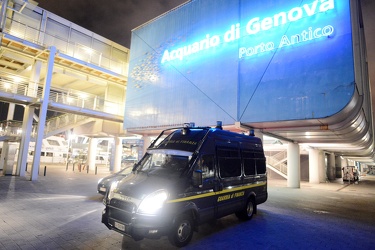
[0,141,9,175]
[16,106,34,176]
[327,153,336,181]
[287,142,300,188]
[7,104,15,120]
[31,47,56,181]
[335,155,343,178]
[142,136,151,157]
[87,138,97,172]
[114,137,122,173]
[0,1,9,36]
[1,142,17,175]
[17,60,41,176]
[0,141,5,172]
[309,148,325,184]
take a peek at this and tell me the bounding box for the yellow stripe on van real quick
[167,181,266,203]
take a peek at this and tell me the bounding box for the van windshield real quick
[136,151,190,177]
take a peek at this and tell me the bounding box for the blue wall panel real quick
[125,0,354,129]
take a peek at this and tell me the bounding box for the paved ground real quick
[1,164,375,250]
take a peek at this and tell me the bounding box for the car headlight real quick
[137,189,168,215]
[107,181,119,201]
[97,178,103,184]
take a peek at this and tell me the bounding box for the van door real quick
[215,145,244,218]
[192,154,217,222]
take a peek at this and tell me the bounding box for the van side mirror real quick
[193,169,203,187]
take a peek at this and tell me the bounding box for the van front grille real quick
[110,199,136,213]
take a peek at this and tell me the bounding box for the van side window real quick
[255,149,266,174]
[256,158,266,174]
[198,154,215,179]
[242,150,256,176]
[217,147,241,178]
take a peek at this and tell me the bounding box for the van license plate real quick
[114,221,125,231]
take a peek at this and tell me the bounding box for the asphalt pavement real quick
[1,164,375,250]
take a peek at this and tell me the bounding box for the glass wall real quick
[1,0,129,75]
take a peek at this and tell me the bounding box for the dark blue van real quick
[102,123,267,247]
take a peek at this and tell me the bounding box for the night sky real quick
[36,0,187,48]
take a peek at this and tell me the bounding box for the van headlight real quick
[107,181,119,201]
[137,189,168,215]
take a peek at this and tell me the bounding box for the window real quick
[217,147,241,178]
[256,159,266,174]
[244,159,256,175]
[137,153,189,177]
[243,150,256,176]
[197,154,215,179]
[47,139,60,146]
[46,19,68,37]
[254,148,266,174]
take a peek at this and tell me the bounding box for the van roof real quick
[152,127,262,153]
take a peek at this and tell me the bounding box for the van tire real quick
[236,197,255,221]
[168,215,194,247]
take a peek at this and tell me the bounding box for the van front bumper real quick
[102,207,172,239]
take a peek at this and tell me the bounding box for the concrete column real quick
[327,153,336,181]
[335,155,343,178]
[17,60,41,176]
[0,141,9,175]
[16,106,34,176]
[287,142,300,188]
[309,148,325,184]
[87,138,97,172]
[31,47,56,181]
[142,136,151,157]
[1,142,17,175]
[0,1,8,35]
[114,137,122,173]
[6,104,15,120]
[309,149,319,183]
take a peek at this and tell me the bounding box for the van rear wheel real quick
[168,215,194,247]
[236,197,255,221]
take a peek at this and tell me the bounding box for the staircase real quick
[44,114,95,138]
[265,150,288,179]
[0,114,95,141]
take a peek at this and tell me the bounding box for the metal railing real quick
[0,114,92,139]
[4,16,128,75]
[265,150,288,175]
[44,114,93,136]
[0,77,34,96]
[0,120,37,138]
[0,72,124,116]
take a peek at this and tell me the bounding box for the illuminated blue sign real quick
[125,0,354,130]
[162,0,335,63]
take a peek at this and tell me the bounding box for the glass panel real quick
[256,159,266,174]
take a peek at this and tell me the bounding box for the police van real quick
[102,122,268,247]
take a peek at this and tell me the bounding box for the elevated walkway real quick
[0,1,130,179]
[0,0,129,136]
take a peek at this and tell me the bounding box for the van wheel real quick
[168,215,194,247]
[236,197,255,221]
